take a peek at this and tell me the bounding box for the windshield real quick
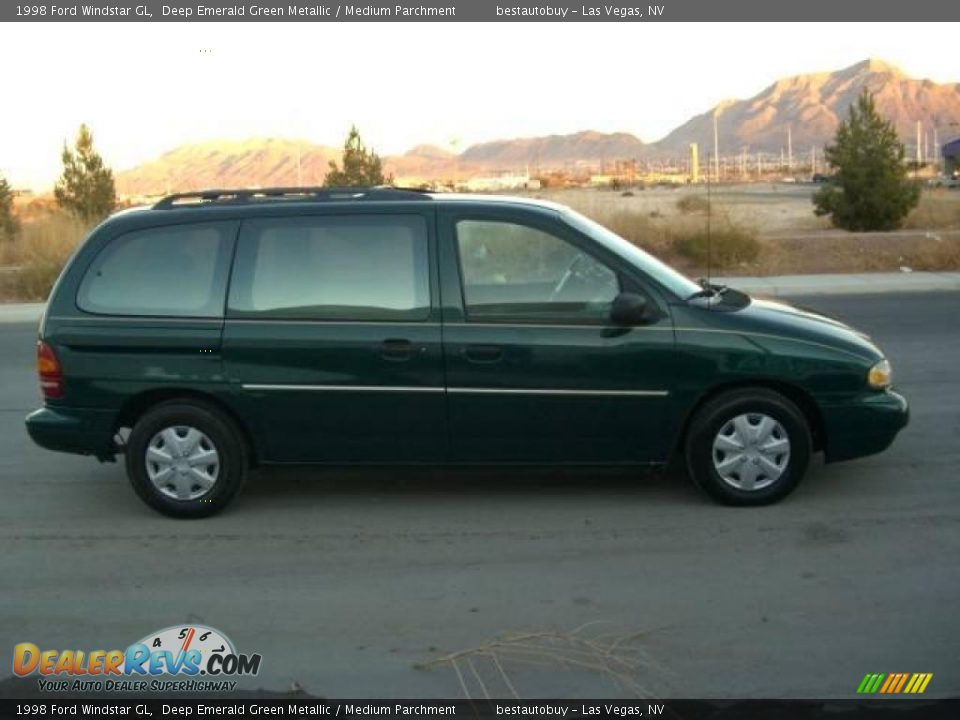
[561,208,701,299]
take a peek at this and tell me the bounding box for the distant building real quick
[462,174,540,192]
[943,138,960,177]
[588,175,615,187]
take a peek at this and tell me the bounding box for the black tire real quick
[685,388,811,506]
[125,400,248,518]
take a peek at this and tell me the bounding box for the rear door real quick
[221,209,445,462]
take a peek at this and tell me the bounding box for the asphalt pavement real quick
[1,292,958,699]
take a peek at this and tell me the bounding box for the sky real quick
[0,22,958,189]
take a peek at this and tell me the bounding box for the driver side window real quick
[455,219,619,323]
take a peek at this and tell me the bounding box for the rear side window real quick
[77,223,233,317]
[228,215,430,321]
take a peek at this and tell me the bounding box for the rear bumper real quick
[822,389,909,463]
[25,406,118,460]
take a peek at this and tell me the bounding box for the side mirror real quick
[610,292,656,326]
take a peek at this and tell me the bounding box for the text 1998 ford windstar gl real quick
[26,187,908,517]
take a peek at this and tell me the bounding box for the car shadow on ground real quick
[234,453,835,510]
[237,464,701,507]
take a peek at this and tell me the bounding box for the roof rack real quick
[153,186,432,209]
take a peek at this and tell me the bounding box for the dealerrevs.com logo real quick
[13,625,262,692]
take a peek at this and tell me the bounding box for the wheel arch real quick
[115,388,259,466]
[671,379,825,461]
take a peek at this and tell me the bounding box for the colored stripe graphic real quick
[858,673,932,694]
[857,673,886,693]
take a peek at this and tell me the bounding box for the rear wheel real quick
[685,388,811,505]
[125,401,248,518]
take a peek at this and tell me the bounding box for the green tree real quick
[813,91,919,231]
[54,124,116,222]
[0,174,17,242]
[324,126,390,187]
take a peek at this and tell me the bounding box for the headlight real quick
[868,359,892,389]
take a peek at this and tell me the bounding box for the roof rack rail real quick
[153,186,431,209]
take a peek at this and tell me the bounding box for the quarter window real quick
[228,215,430,321]
[455,219,619,323]
[77,223,233,317]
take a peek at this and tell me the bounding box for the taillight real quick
[37,341,64,399]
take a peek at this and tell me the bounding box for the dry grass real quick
[0,211,92,302]
[415,623,661,699]
[758,231,960,275]
[570,200,764,273]
[903,191,960,230]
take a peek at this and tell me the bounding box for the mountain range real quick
[115,58,960,195]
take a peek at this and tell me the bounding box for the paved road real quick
[2,293,959,699]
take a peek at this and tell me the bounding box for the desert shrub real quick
[672,224,762,269]
[676,194,710,214]
[590,209,675,256]
[0,175,17,241]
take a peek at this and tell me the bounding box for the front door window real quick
[455,220,619,324]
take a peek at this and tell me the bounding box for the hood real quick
[729,296,882,361]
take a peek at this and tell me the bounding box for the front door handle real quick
[463,344,503,364]
[380,338,414,361]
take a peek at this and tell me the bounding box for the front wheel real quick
[685,388,811,506]
[125,400,248,518]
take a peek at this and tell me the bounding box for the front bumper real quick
[25,406,119,461]
[821,389,909,463]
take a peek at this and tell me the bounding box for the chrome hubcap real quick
[145,426,220,501]
[712,413,790,491]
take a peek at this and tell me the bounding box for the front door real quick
[439,208,675,463]
[222,211,445,462]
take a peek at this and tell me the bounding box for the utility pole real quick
[713,108,721,183]
[787,125,793,172]
[296,142,302,187]
[811,145,816,176]
[933,127,941,173]
[689,142,699,184]
[916,121,922,169]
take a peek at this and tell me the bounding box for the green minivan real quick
[26,188,908,517]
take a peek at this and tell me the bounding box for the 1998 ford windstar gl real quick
[26,187,908,517]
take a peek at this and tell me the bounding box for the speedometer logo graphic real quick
[133,624,235,673]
